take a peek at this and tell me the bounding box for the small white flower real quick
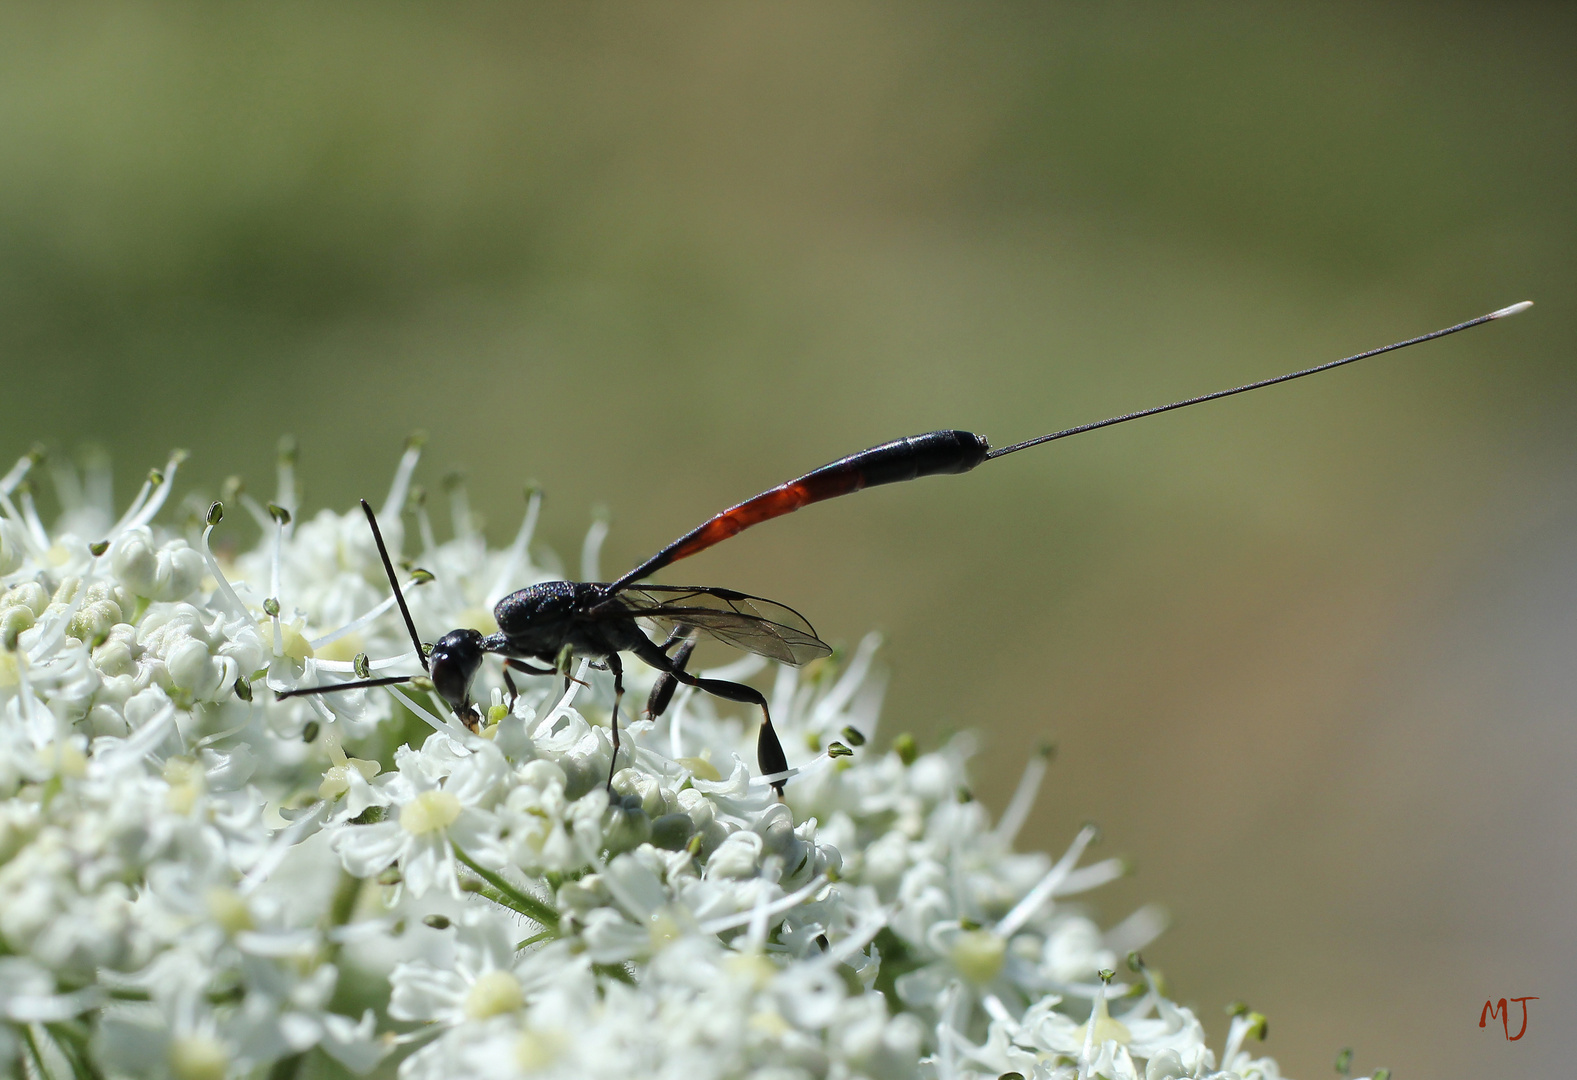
[330,739,508,897]
[390,910,589,1027]
[496,758,602,873]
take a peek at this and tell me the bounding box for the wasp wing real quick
[609,585,832,666]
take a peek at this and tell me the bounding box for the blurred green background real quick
[3,3,1573,1075]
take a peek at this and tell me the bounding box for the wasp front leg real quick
[604,653,626,792]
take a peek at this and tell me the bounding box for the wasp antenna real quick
[276,674,417,700]
[360,498,429,672]
[984,302,1532,461]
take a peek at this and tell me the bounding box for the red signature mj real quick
[1480,997,1538,1041]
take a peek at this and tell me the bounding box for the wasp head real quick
[429,628,486,723]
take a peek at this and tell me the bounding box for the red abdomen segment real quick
[610,430,990,589]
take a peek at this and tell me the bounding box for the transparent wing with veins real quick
[608,584,832,666]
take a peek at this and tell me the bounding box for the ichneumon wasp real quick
[278,301,1531,793]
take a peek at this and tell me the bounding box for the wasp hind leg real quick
[646,632,697,720]
[635,638,787,795]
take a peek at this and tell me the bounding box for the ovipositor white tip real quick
[1490,300,1534,319]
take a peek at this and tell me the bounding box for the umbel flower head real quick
[0,441,1384,1080]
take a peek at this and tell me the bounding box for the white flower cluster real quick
[0,442,1384,1080]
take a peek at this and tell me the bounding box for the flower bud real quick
[0,520,23,575]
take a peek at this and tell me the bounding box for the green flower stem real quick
[45,1023,106,1080]
[20,1025,51,1080]
[103,987,152,1001]
[514,928,556,950]
[25,1022,102,1080]
[323,869,365,965]
[452,844,558,928]
[266,1051,306,1080]
[595,962,637,986]
[329,868,364,927]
